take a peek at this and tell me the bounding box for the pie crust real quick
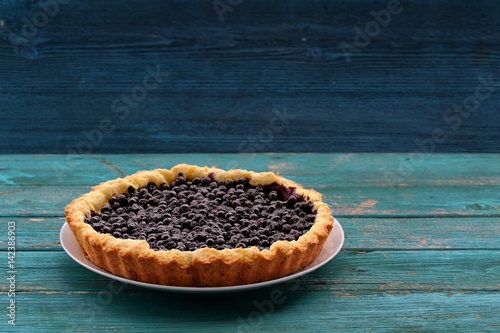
[65,164,334,287]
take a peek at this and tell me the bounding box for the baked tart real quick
[65,164,334,287]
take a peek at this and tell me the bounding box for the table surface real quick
[0,153,499,332]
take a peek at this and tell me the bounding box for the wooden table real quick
[1,153,499,332]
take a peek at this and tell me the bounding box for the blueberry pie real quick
[65,164,334,287]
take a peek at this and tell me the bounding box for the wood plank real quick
[2,153,499,187]
[1,184,499,217]
[1,94,499,153]
[1,1,499,153]
[0,152,497,332]
[2,217,499,251]
[6,290,500,333]
[0,217,65,251]
[344,217,500,250]
[1,154,498,217]
[6,250,499,293]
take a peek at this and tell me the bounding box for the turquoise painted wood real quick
[0,154,499,332]
[1,0,500,153]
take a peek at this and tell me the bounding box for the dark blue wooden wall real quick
[1,0,499,153]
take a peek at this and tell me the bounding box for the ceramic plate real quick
[60,218,344,293]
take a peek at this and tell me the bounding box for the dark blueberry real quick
[171,233,182,242]
[248,222,259,231]
[270,215,281,222]
[181,219,191,229]
[176,176,187,186]
[234,206,246,215]
[102,225,113,234]
[306,215,316,222]
[200,177,211,187]
[262,227,272,237]
[261,239,271,248]
[165,241,177,250]
[93,223,104,232]
[249,236,260,245]
[286,195,298,208]
[236,178,248,186]
[241,228,251,237]
[267,236,276,244]
[240,219,250,228]
[290,230,302,239]
[109,196,117,205]
[268,191,278,201]
[179,204,190,213]
[195,232,207,242]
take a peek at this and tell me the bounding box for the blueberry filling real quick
[84,174,317,251]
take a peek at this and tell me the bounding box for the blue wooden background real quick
[1,0,499,153]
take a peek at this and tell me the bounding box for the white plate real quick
[60,218,344,293]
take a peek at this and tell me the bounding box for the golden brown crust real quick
[65,164,334,287]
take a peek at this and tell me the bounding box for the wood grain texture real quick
[0,153,499,332]
[2,153,500,186]
[4,250,499,292]
[2,183,500,217]
[1,153,499,217]
[2,216,499,251]
[3,288,500,333]
[1,0,500,153]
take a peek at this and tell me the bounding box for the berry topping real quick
[84,174,317,251]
